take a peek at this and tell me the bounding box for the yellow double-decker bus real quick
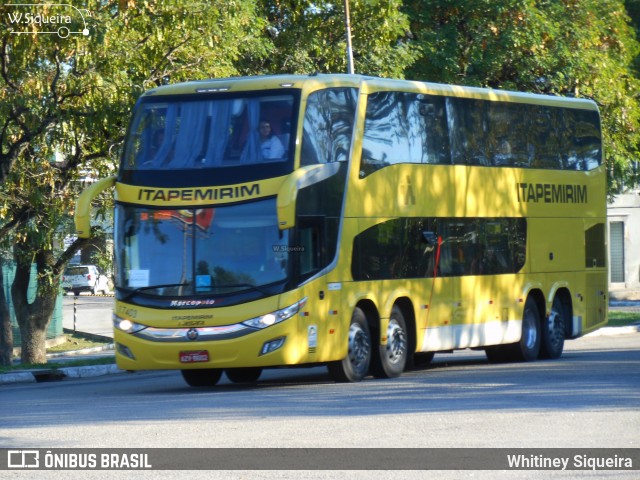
[76,74,607,386]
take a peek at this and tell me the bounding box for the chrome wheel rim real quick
[524,310,538,350]
[547,309,564,348]
[348,323,370,373]
[385,319,407,365]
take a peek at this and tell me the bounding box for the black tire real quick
[225,367,263,384]
[73,290,80,297]
[371,305,408,378]
[485,345,509,363]
[409,352,435,370]
[181,368,223,387]
[508,296,542,362]
[539,295,566,359]
[327,307,372,383]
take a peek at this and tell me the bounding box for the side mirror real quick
[75,176,116,238]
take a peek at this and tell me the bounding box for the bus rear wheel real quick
[540,296,566,359]
[509,296,542,361]
[327,307,371,383]
[486,296,542,363]
[371,305,408,378]
[225,367,263,383]
[181,368,222,387]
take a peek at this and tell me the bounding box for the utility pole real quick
[344,0,355,74]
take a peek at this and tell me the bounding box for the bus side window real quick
[566,109,602,171]
[485,102,530,167]
[361,91,399,174]
[361,92,451,177]
[528,106,562,169]
[301,88,357,166]
[448,97,491,166]
[417,97,451,165]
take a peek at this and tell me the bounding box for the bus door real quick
[293,215,342,362]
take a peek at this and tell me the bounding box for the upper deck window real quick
[123,92,297,171]
[300,88,358,165]
[361,91,602,176]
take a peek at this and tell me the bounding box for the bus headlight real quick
[113,314,147,334]
[242,297,307,330]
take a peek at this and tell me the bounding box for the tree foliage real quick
[0,0,271,363]
[258,0,417,77]
[404,0,640,193]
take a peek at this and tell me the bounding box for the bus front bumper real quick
[113,320,303,371]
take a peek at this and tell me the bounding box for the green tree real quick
[627,0,640,75]
[258,0,417,77]
[0,256,11,366]
[404,0,640,192]
[0,0,270,364]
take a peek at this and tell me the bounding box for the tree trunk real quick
[11,245,59,365]
[0,264,14,366]
[17,317,48,364]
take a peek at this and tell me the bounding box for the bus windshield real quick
[114,199,290,297]
[123,92,296,170]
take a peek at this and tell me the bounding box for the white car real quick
[62,265,110,295]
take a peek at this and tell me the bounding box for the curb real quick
[2,343,121,385]
[0,372,38,385]
[585,325,640,337]
[0,363,124,385]
[59,363,123,378]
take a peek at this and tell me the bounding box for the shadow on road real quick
[2,340,639,432]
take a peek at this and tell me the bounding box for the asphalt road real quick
[2,330,639,480]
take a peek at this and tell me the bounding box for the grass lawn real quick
[47,332,111,352]
[1,333,113,374]
[607,311,640,327]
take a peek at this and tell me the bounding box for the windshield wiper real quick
[212,283,270,295]
[121,282,190,302]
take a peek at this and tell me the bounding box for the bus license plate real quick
[179,350,209,363]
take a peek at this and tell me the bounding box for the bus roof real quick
[142,74,598,111]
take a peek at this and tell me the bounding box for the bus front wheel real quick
[181,368,222,387]
[327,307,372,383]
[225,367,263,383]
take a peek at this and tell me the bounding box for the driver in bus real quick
[258,120,285,160]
